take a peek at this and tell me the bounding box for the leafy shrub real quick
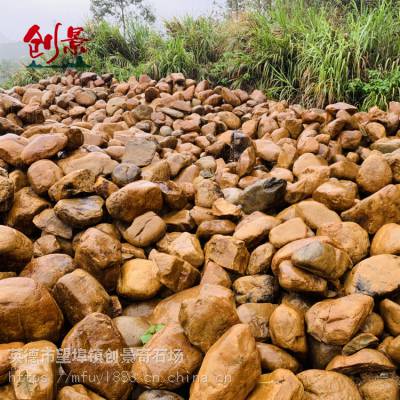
[140,324,165,344]
[349,68,400,109]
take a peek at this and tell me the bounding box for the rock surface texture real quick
[0,71,400,398]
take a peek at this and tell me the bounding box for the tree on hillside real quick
[226,0,243,14]
[90,0,155,36]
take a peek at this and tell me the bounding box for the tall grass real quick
[208,0,400,108]
[5,0,400,109]
[84,20,162,81]
[149,37,196,79]
[165,17,223,65]
[2,67,50,88]
[147,16,224,80]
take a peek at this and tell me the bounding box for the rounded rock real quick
[0,277,63,342]
[111,162,141,187]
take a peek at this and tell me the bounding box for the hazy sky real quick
[0,0,221,42]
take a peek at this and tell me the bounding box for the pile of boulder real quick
[1,70,400,399]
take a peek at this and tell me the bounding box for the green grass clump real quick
[2,66,51,88]
[208,0,400,108]
[148,37,196,79]
[84,20,162,81]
